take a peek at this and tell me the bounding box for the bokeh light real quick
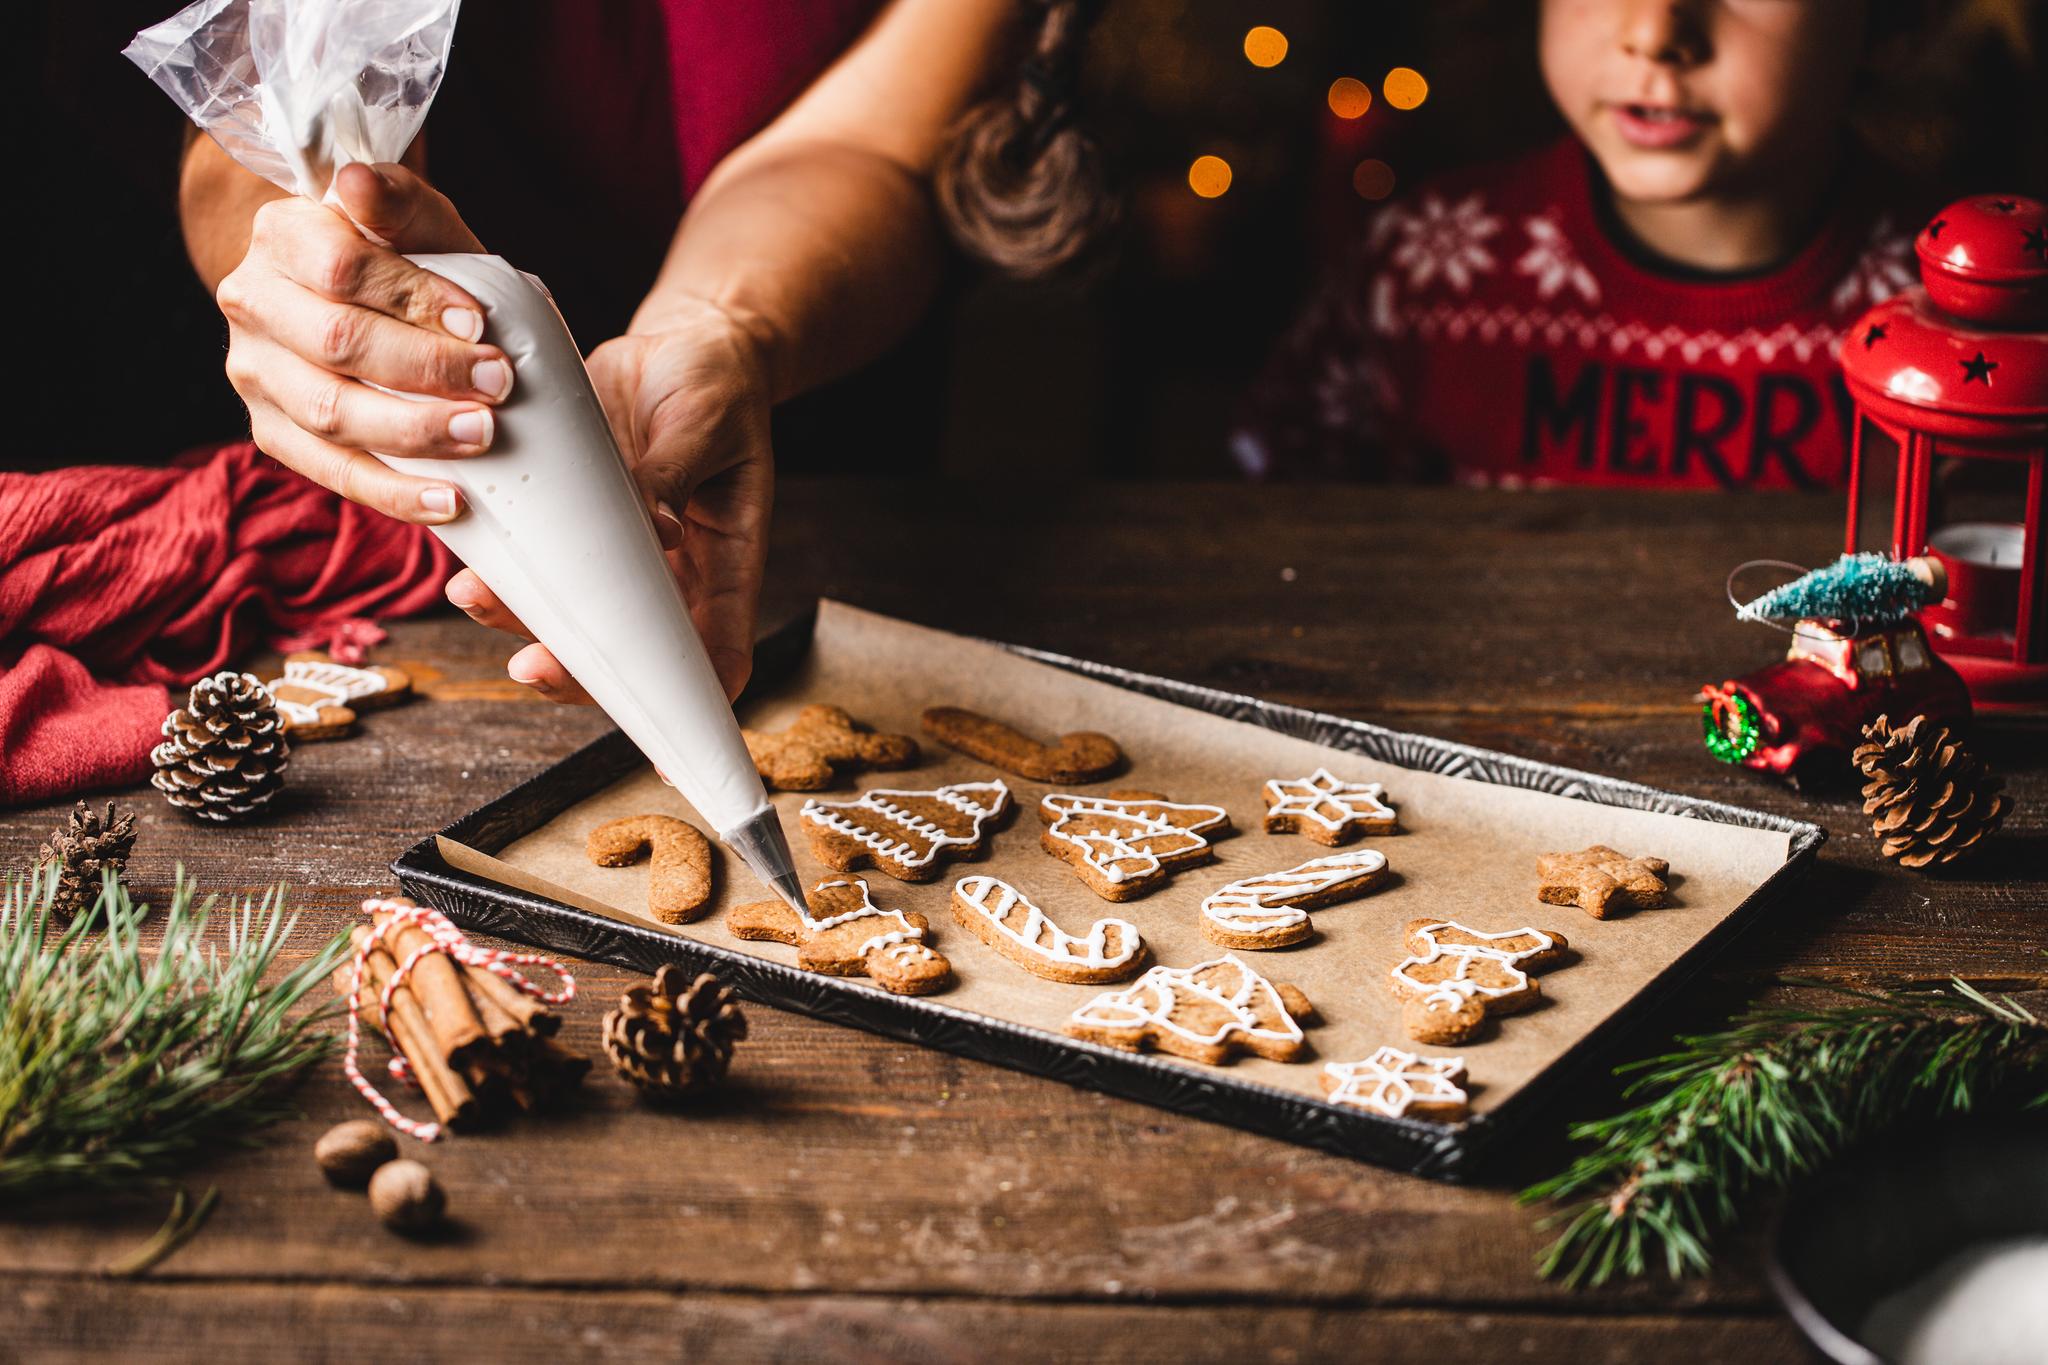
[1384,67,1429,110]
[1327,78,1372,120]
[1188,155,1233,199]
[1352,159,1396,200]
[1243,26,1288,68]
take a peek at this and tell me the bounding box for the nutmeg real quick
[314,1120,397,1188]
[367,1158,446,1232]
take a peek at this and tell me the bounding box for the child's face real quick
[1540,0,1865,205]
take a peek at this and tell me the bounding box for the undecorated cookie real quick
[1321,1047,1469,1121]
[1038,790,1230,901]
[1261,768,1397,844]
[1199,848,1390,949]
[728,876,951,995]
[1536,845,1671,919]
[586,814,715,924]
[921,706,1123,783]
[1066,954,1314,1065]
[743,704,918,791]
[1388,919,1569,1045]
[950,874,1146,984]
[799,780,1010,882]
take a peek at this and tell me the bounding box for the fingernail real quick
[443,307,484,342]
[471,357,512,399]
[419,486,460,518]
[449,408,493,447]
[654,500,683,550]
[508,662,546,689]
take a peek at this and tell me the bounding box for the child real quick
[1234,0,1925,490]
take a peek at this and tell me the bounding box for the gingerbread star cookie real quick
[951,875,1146,984]
[1537,845,1671,919]
[1388,919,1570,1045]
[586,814,715,924]
[1321,1047,1469,1122]
[1261,768,1397,844]
[743,704,918,791]
[921,706,1123,784]
[1199,848,1390,949]
[1066,954,1314,1065]
[728,876,951,995]
[799,780,1010,882]
[1038,790,1231,901]
[263,653,411,740]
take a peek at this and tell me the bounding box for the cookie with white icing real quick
[1261,768,1397,845]
[728,876,951,995]
[800,780,1010,882]
[951,875,1146,984]
[1388,918,1570,1045]
[1066,954,1314,1065]
[1322,1047,1469,1121]
[1038,790,1230,901]
[1199,848,1390,949]
[264,653,411,740]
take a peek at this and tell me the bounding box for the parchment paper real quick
[445,600,1792,1116]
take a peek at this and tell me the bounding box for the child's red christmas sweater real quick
[1234,138,1921,490]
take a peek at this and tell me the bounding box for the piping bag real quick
[124,0,810,917]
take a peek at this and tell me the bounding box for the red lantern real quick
[1840,194,2048,710]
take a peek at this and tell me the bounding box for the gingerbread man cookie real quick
[728,876,952,995]
[1066,954,1314,1065]
[1038,791,1230,901]
[921,706,1124,784]
[1388,919,1570,1045]
[950,875,1146,984]
[263,653,412,740]
[1199,848,1390,949]
[743,704,918,791]
[1536,845,1671,920]
[1321,1047,1469,1122]
[799,780,1010,882]
[1261,768,1397,844]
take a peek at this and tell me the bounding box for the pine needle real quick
[1520,978,2048,1288]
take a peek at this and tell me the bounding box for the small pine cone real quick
[601,965,748,1098]
[150,671,291,823]
[1852,713,2009,869]
[38,800,139,920]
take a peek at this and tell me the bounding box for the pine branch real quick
[1520,979,2048,1288]
[0,863,350,1195]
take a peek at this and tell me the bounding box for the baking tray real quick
[392,604,1825,1179]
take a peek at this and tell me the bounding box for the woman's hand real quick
[445,297,776,704]
[215,162,510,524]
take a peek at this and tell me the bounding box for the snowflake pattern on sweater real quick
[1235,140,1919,490]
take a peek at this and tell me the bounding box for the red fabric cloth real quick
[1235,138,1923,489]
[0,442,454,805]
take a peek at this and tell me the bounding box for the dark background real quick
[24,1,2044,479]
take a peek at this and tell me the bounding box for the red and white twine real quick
[342,896,576,1141]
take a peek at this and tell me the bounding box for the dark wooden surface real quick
[4,481,2042,1364]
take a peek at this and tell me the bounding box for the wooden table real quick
[5,482,2042,1363]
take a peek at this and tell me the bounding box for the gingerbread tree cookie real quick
[1536,845,1671,919]
[728,876,952,995]
[1261,768,1397,844]
[1038,791,1230,901]
[799,780,1010,882]
[586,814,715,924]
[1388,919,1570,1045]
[1199,848,1390,949]
[743,704,918,791]
[1321,1047,1469,1121]
[950,875,1146,984]
[1066,954,1314,1065]
[263,653,412,740]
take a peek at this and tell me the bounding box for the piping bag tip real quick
[722,803,811,916]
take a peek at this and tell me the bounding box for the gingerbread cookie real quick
[1321,1047,1469,1122]
[743,704,918,791]
[1261,768,1397,844]
[728,876,951,995]
[1537,845,1671,920]
[1067,954,1314,1065]
[799,780,1010,882]
[950,875,1146,984]
[264,653,412,740]
[1389,919,1570,1045]
[1038,791,1230,901]
[586,815,715,924]
[1199,849,1390,949]
[921,706,1123,783]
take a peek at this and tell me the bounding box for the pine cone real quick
[37,800,138,919]
[1853,714,2009,869]
[600,965,748,1097]
[150,671,291,822]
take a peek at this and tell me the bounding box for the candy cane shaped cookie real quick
[950,875,1147,983]
[1199,848,1390,949]
[586,814,715,924]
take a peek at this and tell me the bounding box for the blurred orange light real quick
[1352,159,1396,200]
[1188,155,1233,199]
[1327,78,1372,120]
[1384,67,1429,110]
[1243,26,1288,67]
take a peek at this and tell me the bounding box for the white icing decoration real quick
[267,658,393,726]
[1069,954,1303,1050]
[1323,1047,1468,1118]
[1262,768,1396,831]
[952,875,1141,972]
[805,878,931,960]
[800,780,1009,870]
[1200,849,1388,937]
[1040,793,1228,886]
[1390,920,1557,1006]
